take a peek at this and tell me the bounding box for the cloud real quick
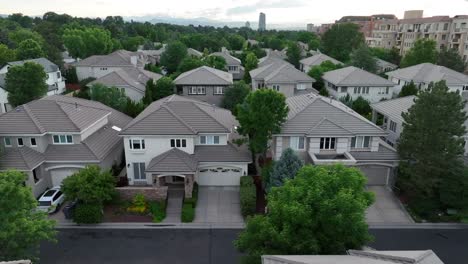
[226,0,305,16]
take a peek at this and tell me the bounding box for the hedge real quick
[240,176,256,217]
[184,182,199,208]
[73,203,103,224]
[149,200,167,223]
[181,203,195,222]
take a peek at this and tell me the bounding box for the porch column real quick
[184,174,194,198]
[371,109,378,123]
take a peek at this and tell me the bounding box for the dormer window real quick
[129,139,145,150]
[170,139,187,148]
[200,135,220,145]
[53,134,73,144]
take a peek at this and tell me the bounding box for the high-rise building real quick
[245,21,251,28]
[259,12,266,31]
[307,23,315,32]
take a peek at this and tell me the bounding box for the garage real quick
[197,167,243,186]
[357,166,390,186]
[50,168,80,187]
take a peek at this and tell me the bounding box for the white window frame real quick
[133,162,146,180]
[53,134,73,144]
[30,137,37,147]
[272,85,280,92]
[228,65,239,73]
[214,86,224,95]
[389,121,397,132]
[199,135,220,145]
[351,136,371,149]
[290,136,305,150]
[4,137,11,147]
[129,139,145,150]
[319,137,336,150]
[297,83,306,90]
[17,138,24,147]
[170,138,187,148]
[197,86,206,95]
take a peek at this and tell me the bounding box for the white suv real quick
[37,187,65,214]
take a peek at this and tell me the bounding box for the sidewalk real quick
[162,189,184,223]
[56,222,246,229]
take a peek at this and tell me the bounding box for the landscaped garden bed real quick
[103,194,167,223]
[239,176,256,218]
[181,183,198,222]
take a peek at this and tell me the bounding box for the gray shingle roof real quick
[300,54,343,67]
[258,54,292,68]
[76,50,145,67]
[210,50,242,66]
[174,66,233,85]
[88,68,162,93]
[44,144,99,162]
[0,147,44,171]
[195,144,252,162]
[351,143,398,161]
[281,93,386,136]
[376,58,397,69]
[7,58,58,73]
[250,63,315,84]
[121,95,236,135]
[386,63,468,85]
[187,48,203,57]
[146,148,198,173]
[323,66,396,86]
[371,96,416,124]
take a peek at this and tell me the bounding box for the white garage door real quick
[358,166,390,186]
[197,167,243,186]
[50,168,80,187]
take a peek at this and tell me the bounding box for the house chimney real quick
[130,56,138,67]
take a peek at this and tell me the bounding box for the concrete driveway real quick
[366,186,413,224]
[194,186,244,224]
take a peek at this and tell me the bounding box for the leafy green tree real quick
[350,45,377,73]
[308,60,342,92]
[62,27,114,59]
[160,41,188,73]
[89,83,128,112]
[154,76,175,100]
[243,52,258,83]
[121,36,145,51]
[438,48,466,73]
[222,81,251,115]
[235,164,374,264]
[177,56,204,73]
[0,170,56,261]
[286,42,301,69]
[339,95,372,118]
[322,23,365,62]
[268,148,303,191]
[236,89,288,157]
[5,62,48,106]
[61,165,116,205]
[8,29,44,48]
[398,81,467,215]
[370,47,401,66]
[143,79,157,105]
[398,81,418,97]
[16,39,45,60]
[267,37,284,50]
[227,34,246,50]
[124,98,146,118]
[205,55,227,70]
[0,44,16,66]
[400,39,438,68]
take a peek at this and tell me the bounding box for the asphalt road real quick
[39,228,468,264]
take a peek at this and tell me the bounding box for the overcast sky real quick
[1,0,468,25]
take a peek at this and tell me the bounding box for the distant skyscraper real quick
[258,12,266,31]
[307,23,314,32]
[245,21,251,28]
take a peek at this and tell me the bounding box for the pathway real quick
[163,188,184,223]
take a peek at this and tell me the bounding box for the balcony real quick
[309,151,357,165]
[452,38,460,43]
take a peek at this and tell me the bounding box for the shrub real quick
[127,193,148,214]
[73,203,103,224]
[181,203,195,222]
[240,176,256,217]
[149,200,167,223]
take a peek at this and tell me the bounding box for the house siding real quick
[325,81,393,103]
[178,85,229,106]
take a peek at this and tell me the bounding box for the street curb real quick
[369,223,468,229]
[56,222,246,229]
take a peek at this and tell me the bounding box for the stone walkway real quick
[163,189,184,223]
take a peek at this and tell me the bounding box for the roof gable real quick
[308,118,354,136]
[386,63,468,85]
[174,66,233,85]
[147,148,198,172]
[300,54,343,67]
[323,66,395,86]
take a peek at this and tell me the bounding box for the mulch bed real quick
[103,204,152,223]
[253,176,266,214]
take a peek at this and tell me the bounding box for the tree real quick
[286,42,301,69]
[308,60,342,92]
[62,27,114,59]
[400,39,438,68]
[243,52,258,83]
[8,29,44,48]
[154,77,175,100]
[16,39,45,60]
[322,23,365,62]
[89,83,128,112]
[398,81,467,215]
[235,164,374,263]
[339,95,372,118]
[0,170,56,261]
[235,89,288,157]
[160,41,188,73]
[177,56,204,73]
[268,148,303,191]
[5,62,48,106]
[398,81,418,97]
[221,81,251,115]
[61,165,116,205]
[204,55,227,70]
[350,45,377,73]
[438,48,466,73]
[370,47,401,66]
[0,44,16,66]
[227,34,246,50]
[143,79,157,105]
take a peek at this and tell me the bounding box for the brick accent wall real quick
[184,174,194,198]
[116,186,168,201]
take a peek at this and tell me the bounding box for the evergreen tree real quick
[400,39,438,68]
[5,62,48,106]
[398,81,418,97]
[350,45,377,73]
[160,41,188,73]
[268,148,303,191]
[438,48,467,73]
[154,77,175,100]
[142,79,156,105]
[221,81,250,115]
[243,52,258,83]
[286,42,301,69]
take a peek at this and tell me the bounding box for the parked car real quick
[37,187,65,214]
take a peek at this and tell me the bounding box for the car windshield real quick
[43,190,56,197]
[39,201,51,206]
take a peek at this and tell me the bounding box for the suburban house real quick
[376,58,398,74]
[299,53,343,73]
[0,95,131,197]
[0,75,9,113]
[258,52,289,68]
[174,66,233,106]
[210,47,244,80]
[87,67,163,101]
[386,63,468,96]
[119,95,251,198]
[250,60,316,97]
[271,93,399,186]
[323,66,396,103]
[262,250,443,264]
[370,96,416,147]
[75,50,148,81]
